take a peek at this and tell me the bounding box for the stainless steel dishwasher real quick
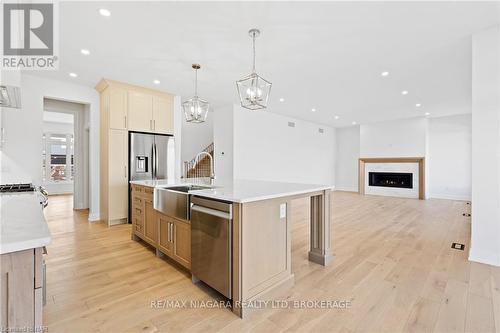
[190,196,232,299]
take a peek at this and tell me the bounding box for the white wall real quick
[335,126,360,191]
[427,114,472,200]
[181,111,213,163]
[233,105,335,185]
[335,115,473,200]
[213,105,234,182]
[360,117,427,158]
[0,74,101,220]
[470,26,500,267]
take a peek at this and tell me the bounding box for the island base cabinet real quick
[131,185,191,270]
[172,219,191,269]
[0,248,44,331]
[158,214,173,256]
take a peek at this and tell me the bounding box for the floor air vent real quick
[451,243,465,251]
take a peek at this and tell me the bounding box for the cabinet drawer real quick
[131,185,143,194]
[132,206,143,216]
[143,187,154,196]
[132,196,143,205]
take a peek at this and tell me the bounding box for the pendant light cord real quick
[252,33,256,73]
[194,68,198,97]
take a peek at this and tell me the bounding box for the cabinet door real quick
[131,193,145,235]
[173,219,191,269]
[108,129,128,223]
[128,91,153,132]
[158,214,172,255]
[0,250,36,329]
[152,95,174,134]
[144,198,157,245]
[109,88,128,130]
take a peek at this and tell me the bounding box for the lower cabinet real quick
[144,198,157,245]
[131,185,191,270]
[172,219,191,269]
[158,213,173,256]
[0,248,43,330]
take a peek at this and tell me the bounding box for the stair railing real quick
[182,142,214,178]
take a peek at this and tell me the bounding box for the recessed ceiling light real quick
[80,49,90,55]
[425,112,430,116]
[401,90,409,95]
[69,72,77,78]
[415,103,421,107]
[352,121,357,125]
[279,98,285,102]
[99,8,111,17]
[311,108,316,112]
[153,79,160,85]
[334,115,340,120]
[381,71,389,77]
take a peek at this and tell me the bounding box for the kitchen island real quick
[0,192,51,330]
[130,178,334,318]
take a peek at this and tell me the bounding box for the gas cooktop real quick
[0,183,36,193]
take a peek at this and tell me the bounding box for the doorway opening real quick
[42,98,90,210]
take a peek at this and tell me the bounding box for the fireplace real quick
[358,157,425,199]
[368,172,413,189]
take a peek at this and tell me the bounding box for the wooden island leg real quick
[308,190,334,266]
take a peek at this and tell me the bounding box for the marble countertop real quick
[0,192,51,254]
[130,178,333,203]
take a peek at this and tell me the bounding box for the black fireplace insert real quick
[368,172,413,189]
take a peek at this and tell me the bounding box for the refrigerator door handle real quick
[154,143,159,180]
[151,143,155,179]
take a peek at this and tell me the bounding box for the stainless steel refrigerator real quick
[129,132,176,182]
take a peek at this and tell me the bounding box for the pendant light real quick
[236,28,272,110]
[183,64,209,123]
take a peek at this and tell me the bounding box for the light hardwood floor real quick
[43,193,500,333]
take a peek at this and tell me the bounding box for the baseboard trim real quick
[428,193,471,201]
[334,186,358,193]
[88,212,101,222]
[469,250,500,267]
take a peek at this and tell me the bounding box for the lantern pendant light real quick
[183,64,209,123]
[236,28,272,110]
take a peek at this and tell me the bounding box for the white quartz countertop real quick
[0,192,51,254]
[130,178,333,203]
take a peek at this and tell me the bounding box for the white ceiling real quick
[32,1,499,127]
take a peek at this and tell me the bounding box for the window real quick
[42,133,74,183]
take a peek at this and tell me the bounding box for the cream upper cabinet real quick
[109,88,128,130]
[108,129,128,222]
[128,91,153,132]
[153,95,174,134]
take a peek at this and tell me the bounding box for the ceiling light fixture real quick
[80,49,90,55]
[69,72,77,78]
[279,98,284,102]
[183,64,209,123]
[153,79,160,85]
[381,71,389,77]
[352,121,357,125]
[401,90,409,95]
[236,28,272,110]
[99,8,111,17]
[415,103,421,107]
[334,115,340,120]
[425,112,430,116]
[311,108,316,112]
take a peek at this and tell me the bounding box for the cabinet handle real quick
[124,165,127,178]
[150,119,152,130]
[169,223,173,243]
[153,119,156,130]
[124,116,127,128]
